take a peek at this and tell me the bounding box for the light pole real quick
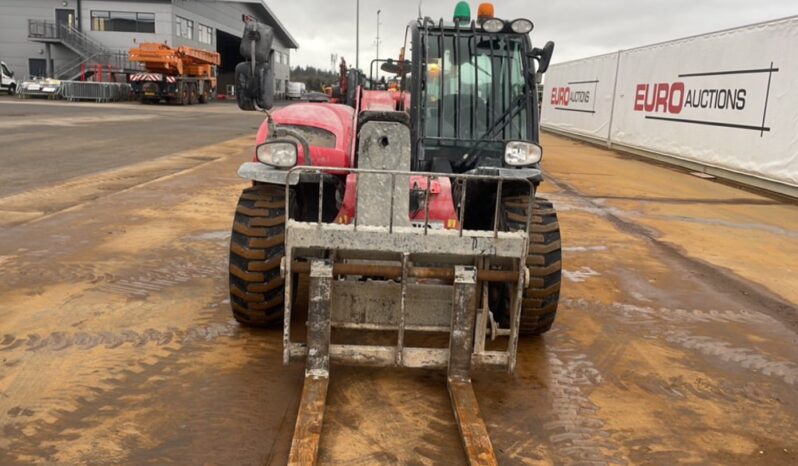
[355,0,360,70]
[375,9,382,79]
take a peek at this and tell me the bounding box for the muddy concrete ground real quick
[0,97,266,197]
[0,102,797,465]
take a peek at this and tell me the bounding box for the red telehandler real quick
[230,3,559,463]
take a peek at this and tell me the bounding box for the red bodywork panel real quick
[360,89,411,112]
[400,91,411,111]
[335,174,459,228]
[253,94,456,226]
[360,90,398,111]
[254,103,354,169]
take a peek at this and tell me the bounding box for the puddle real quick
[563,267,600,283]
[187,230,232,241]
[562,245,608,253]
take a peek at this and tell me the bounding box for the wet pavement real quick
[0,122,796,464]
[0,97,267,197]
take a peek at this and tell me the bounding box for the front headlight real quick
[504,141,542,166]
[482,18,505,33]
[510,19,534,34]
[256,141,298,167]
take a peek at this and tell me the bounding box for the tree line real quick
[290,66,339,92]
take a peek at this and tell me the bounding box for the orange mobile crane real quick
[129,43,220,105]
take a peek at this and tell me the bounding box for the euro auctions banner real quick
[541,52,620,140]
[542,16,798,188]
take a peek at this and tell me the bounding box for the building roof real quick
[219,0,299,49]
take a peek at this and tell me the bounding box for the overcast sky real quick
[269,0,797,71]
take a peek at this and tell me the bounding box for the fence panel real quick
[61,81,131,102]
[540,52,620,142]
[541,16,798,190]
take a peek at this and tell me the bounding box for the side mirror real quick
[235,22,275,111]
[530,41,555,74]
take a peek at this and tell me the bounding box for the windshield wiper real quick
[454,94,526,170]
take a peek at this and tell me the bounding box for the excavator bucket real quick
[280,119,534,464]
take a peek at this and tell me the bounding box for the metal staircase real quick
[28,20,141,80]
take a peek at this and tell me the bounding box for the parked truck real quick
[128,43,220,105]
[286,81,305,99]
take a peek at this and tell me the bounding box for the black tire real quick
[502,194,562,335]
[229,184,288,326]
[180,84,190,105]
[198,85,209,104]
[189,83,199,105]
[8,84,16,96]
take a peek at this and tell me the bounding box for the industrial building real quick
[0,0,298,95]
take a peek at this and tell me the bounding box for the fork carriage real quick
[282,165,534,465]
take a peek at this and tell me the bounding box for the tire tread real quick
[228,184,288,326]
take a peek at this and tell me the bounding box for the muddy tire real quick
[198,85,209,104]
[189,83,199,105]
[229,184,288,326]
[503,195,562,335]
[180,84,190,105]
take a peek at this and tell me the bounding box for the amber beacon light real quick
[478,3,495,20]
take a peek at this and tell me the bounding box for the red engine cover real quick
[254,103,355,168]
[360,90,397,112]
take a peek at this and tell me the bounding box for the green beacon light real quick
[453,1,471,22]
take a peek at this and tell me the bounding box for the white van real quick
[286,81,305,100]
[1,61,17,95]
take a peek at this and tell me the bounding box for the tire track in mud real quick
[0,261,112,288]
[548,179,798,389]
[506,291,798,464]
[663,331,798,386]
[0,333,297,465]
[485,329,628,465]
[564,298,781,327]
[0,232,228,297]
[540,331,629,466]
[0,321,239,354]
[97,262,222,298]
[564,299,798,387]
[543,174,798,332]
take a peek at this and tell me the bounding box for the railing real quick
[54,52,142,80]
[28,20,106,55]
[28,19,59,39]
[28,20,142,79]
[284,166,534,238]
[61,81,131,102]
[53,54,92,78]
